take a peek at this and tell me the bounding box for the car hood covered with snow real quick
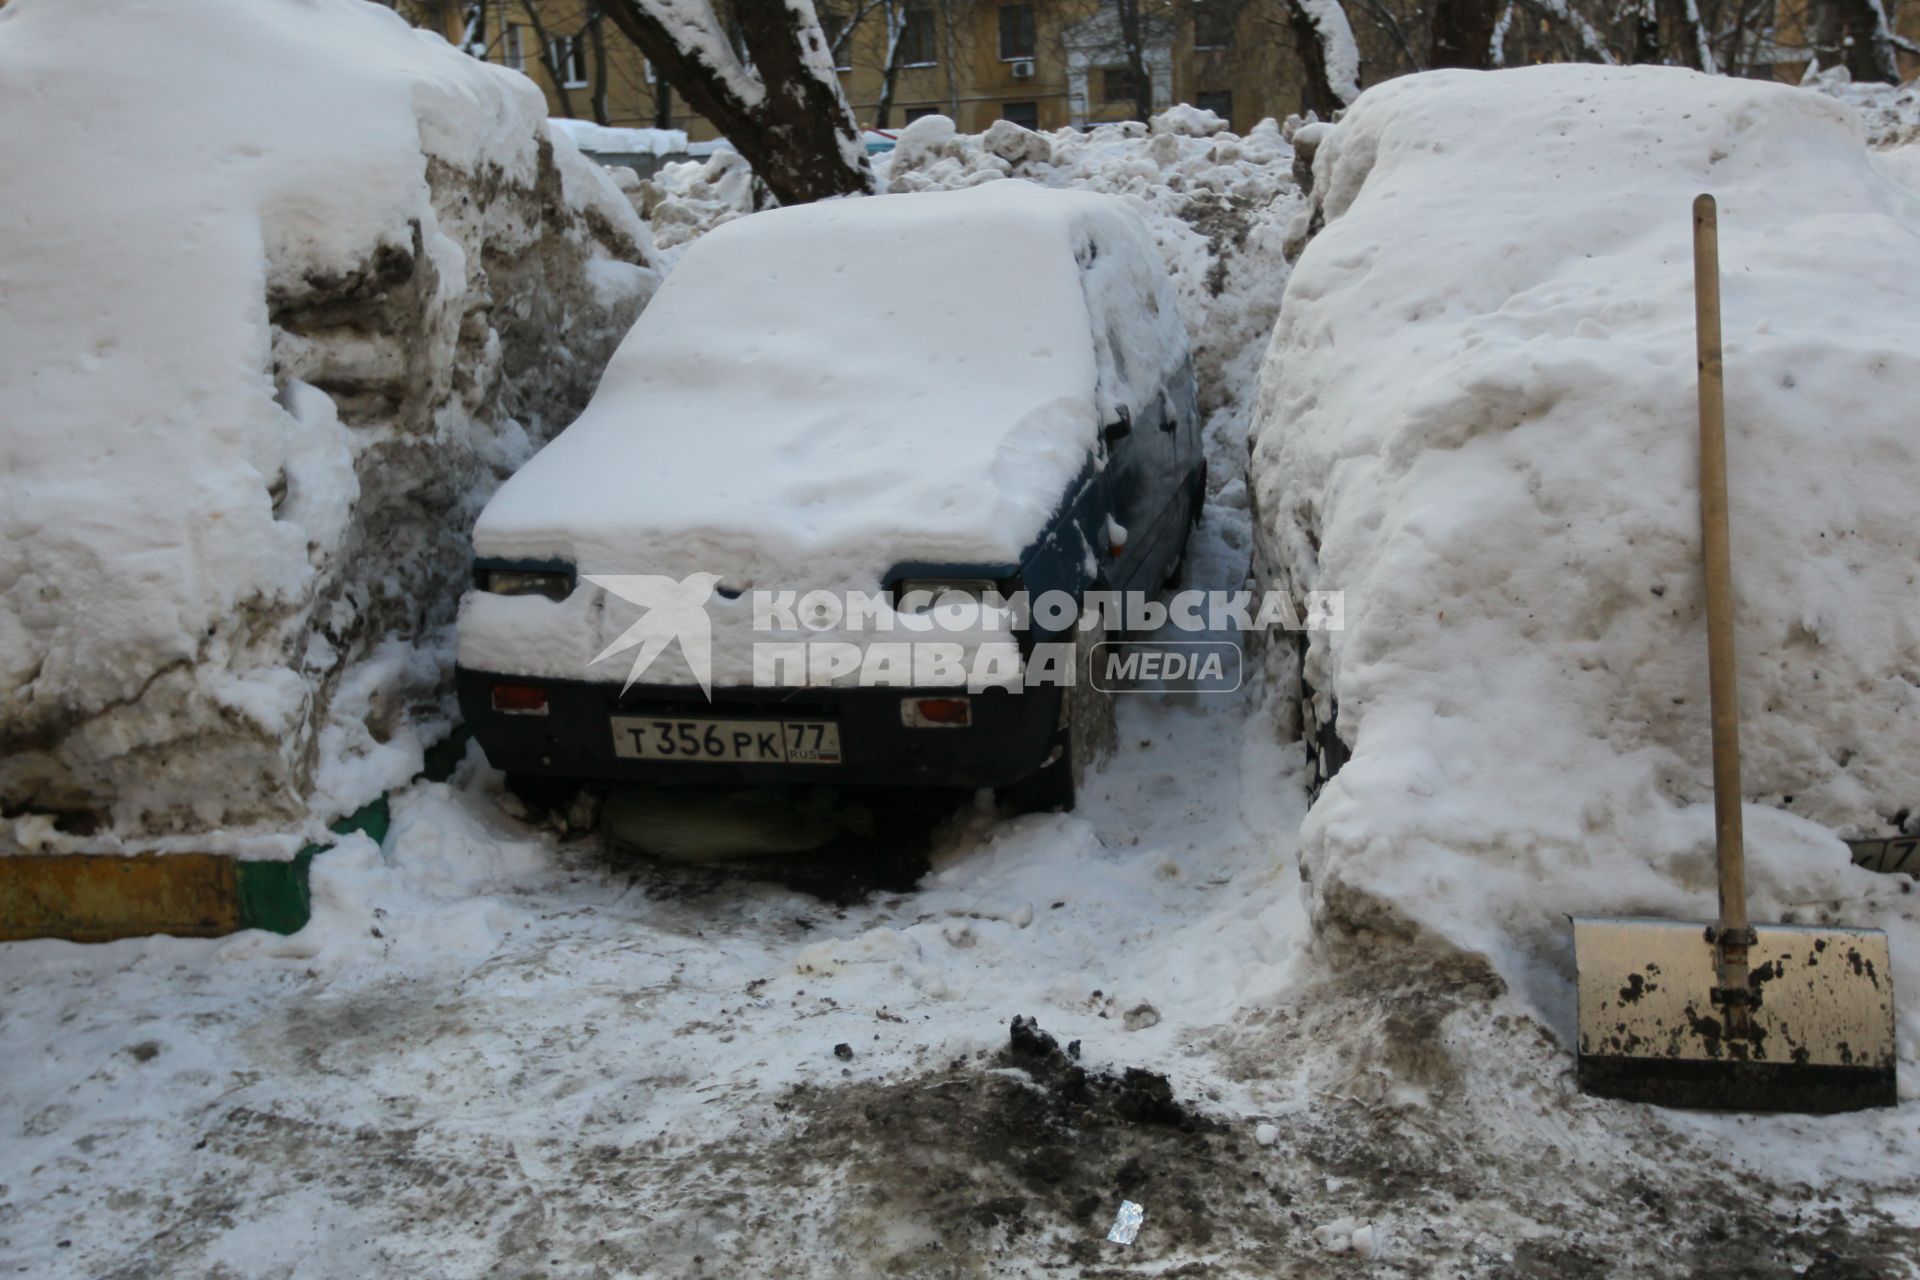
[470,182,1141,584]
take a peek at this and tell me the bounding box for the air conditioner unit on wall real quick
[1011,59,1035,79]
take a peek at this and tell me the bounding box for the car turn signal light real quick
[491,683,550,716]
[902,696,971,728]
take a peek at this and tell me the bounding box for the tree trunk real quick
[588,11,611,124]
[1519,0,1617,65]
[600,0,876,203]
[1285,0,1359,117]
[1812,0,1901,83]
[1115,0,1155,123]
[1428,0,1499,67]
[519,2,579,119]
[940,0,961,117]
[1656,0,1715,70]
[1629,0,1661,62]
[875,0,904,128]
[652,60,673,128]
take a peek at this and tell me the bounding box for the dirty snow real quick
[7,688,1918,1274]
[1806,62,1920,146]
[1251,65,1920,1087]
[0,0,655,842]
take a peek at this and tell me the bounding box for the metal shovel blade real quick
[1574,916,1897,1113]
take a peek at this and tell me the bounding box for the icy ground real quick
[5,501,1919,1277]
[5,722,1917,1276]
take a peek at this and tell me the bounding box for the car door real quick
[1077,219,1191,595]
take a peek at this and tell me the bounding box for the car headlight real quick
[478,564,575,602]
[893,578,1003,616]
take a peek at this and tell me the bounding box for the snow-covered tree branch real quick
[1286,0,1361,116]
[599,0,876,204]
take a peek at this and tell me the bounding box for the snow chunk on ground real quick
[0,0,657,842]
[547,117,690,156]
[1252,67,1920,1041]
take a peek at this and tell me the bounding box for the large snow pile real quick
[1251,66,1920,1020]
[0,0,657,844]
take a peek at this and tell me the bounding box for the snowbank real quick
[0,0,657,843]
[1251,66,1920,1016]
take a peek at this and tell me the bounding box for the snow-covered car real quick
[455,182,1202,810]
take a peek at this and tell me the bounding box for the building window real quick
[1002,100,1039,129]
[897,5,938,66]
[1101,65,1140,104]
[551,32,588,88]
[1193,2,1236,50]
[503,23,525,72]
[998,4,1036,59]
[905,105,941,122]
[821,8,852,71]
[1195,89,1232,123]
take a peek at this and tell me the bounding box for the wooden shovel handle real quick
[1694,194,1747,936]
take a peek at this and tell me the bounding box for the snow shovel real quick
[1571,195,1898,1113]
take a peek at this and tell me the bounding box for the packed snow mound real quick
[1251,67,1920,1002]
[0,0,657,843]
[471,182,1181,584]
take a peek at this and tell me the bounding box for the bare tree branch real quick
[1351,0,1423,74]
[588,8,612,124]
[518,0,580,120]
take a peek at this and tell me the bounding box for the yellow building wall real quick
[449,0,1314,139]
[415,1,1918,144]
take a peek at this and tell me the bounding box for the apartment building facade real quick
[407,1,1310,138]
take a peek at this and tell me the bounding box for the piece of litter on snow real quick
[1106,1200,1145,1245]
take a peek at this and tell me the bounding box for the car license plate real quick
[610,717,842,764]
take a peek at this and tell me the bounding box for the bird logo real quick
[585,572,723,699]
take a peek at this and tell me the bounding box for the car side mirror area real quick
[1102,405,1132,446]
